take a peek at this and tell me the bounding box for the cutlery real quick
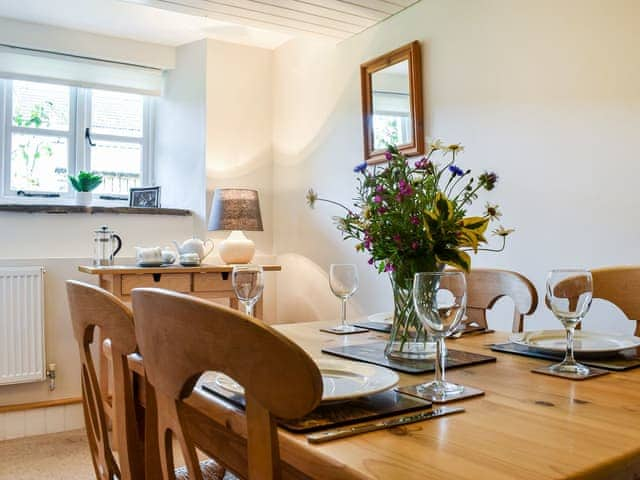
[306,406,464,444]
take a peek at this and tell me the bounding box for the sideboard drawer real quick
[121,273,191,295]
[193,273,233,292]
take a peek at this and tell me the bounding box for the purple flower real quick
[411,241,419,250]
[377,206,388,214]
[392,234,402,245]
[363,236,372,250]
[449,165,464,177]
[373,194,383,204]
[479,171,499,191]
[384,262,396,273]
[410,215,420,225]
[375,184,384,193]
[368,257,374,265]
[385,151,393,161]
[353,162,367,173]
[398,179,413,197]
[414,157,430,169]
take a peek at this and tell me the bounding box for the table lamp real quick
[208,188,263,264]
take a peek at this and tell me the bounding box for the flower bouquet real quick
[307,141,513,359]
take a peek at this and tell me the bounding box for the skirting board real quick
[0,398,84,441]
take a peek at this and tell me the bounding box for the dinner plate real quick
[367,312,393,324]
[211,358,399,403]
[510,330,640,354]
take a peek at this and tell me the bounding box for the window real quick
[1,79,152,199]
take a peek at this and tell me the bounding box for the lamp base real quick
[218,231,255,264]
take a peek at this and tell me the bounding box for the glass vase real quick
[384,269,437,360]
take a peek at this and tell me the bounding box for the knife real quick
[306,406,464,444]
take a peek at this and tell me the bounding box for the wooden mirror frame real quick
[360,41,424,164]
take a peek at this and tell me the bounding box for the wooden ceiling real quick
[123,0,421,41]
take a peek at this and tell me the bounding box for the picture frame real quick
[129,186,161,208]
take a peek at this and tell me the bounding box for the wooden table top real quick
[190,320,640,480]
[78,264,282,275]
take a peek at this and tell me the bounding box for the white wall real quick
[271,0,640,333]
[155,40,208,229]
[204,38,277,321]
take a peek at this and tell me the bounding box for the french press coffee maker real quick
[93,225,122,266]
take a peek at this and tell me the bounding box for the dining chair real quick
[131,288,323,480]
[67,280,229,480]
[591,266,640,335]
[66,280,145,480]
[449,268,538,332]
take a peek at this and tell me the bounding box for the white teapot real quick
[173,237,214,262]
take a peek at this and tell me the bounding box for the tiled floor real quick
[0,429,93,480]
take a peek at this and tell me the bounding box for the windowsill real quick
[0,203,191,216]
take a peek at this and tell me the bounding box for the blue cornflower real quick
[353,162,367,174]
[448,165,464,177]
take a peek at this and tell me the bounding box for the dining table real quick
[149,320,640,480]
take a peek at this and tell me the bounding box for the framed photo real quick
[129,186,161,208]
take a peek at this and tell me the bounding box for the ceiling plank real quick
[200,0,363,32]
[334,0,402,15]
[144,0,352,38]
[253,0,373,27]
[121,0,421,40]
[291,0,388,21]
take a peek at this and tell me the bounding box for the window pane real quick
[12,80,70,131]
[91,141,142,195]
[91,90,143,137]
[10,133,69,192]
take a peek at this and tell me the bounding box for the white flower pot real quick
[75,192,92,206]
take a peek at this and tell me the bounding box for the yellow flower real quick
[443,143,464,154]
[492,225,515,237]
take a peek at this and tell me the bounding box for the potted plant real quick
[69,171,102,206]
[307,141,514,359]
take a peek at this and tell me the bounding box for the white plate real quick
[210,358,399,403]
[367,312,393,324]
[510,330,640,354]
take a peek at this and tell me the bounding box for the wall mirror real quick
[360,41,424,163]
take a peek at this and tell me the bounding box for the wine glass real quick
[413,271,467,399]
[329,264,360,333]
[545,269,593,376]
[232,265,264,317]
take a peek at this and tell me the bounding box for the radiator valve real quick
[46,363,57,391]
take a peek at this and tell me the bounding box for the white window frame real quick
[0,78,154,202]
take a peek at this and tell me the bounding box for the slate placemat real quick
[490,342,640,371]
[322,341,496,374]
[202,382,432,433]
[352,321,392,333]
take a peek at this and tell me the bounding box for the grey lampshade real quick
[208,188,264,232]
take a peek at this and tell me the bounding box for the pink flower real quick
[374,194,383,204]
[385,151,393,161]
[384,262,396,273]
[375,184,384,193]
[393,234,402,245]
[410,215,420,225]
[377,206,388,214]
[411,241,419,250]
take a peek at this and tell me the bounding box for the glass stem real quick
[245,301,254,317]
[435,336,446,384]
[341,298,347,327]
[565,326,576,364]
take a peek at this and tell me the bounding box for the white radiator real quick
[0,266,45,385]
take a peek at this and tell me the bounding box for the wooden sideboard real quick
[79,264,282,319]
[79,263,282,419]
